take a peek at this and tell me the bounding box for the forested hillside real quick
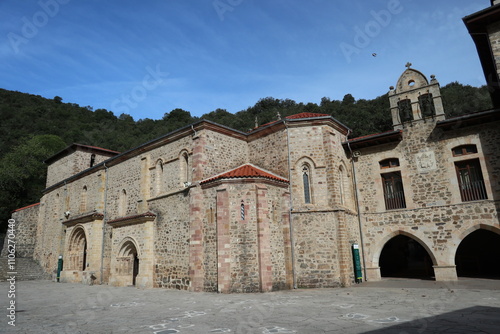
[0,83,492,232]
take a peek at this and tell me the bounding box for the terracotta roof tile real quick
[201,164,289,184]
[12,203,40,213]
[285,112,330,119]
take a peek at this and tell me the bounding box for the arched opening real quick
[80,186,88,213]
[68,227,87,271]
[118,240,140,286]
[397,98,413,123]
[418,93,435,118]
[180,150,190,186]
[379,235,434,279]
[118,189,127,216]
[455,229,500,279]
[155,159,164,196]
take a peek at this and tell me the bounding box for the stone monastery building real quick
[5,2,500,292]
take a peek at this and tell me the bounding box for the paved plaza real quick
[1,278,499,333]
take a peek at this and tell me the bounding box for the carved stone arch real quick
[116,237,141,286]
[67,225,88,271]
[375,229,437,279]
[295,156,317,169]
[117,236,141,258]
[373,229,437,266]
[454,224,500,278]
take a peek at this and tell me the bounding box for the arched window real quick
[180,151,190,186]
[90,154,96,168]
[119,189,127,216]
[155,159,163,195]
[397,99,413,123]
[339,166,345,205]
[418,93,435,118]
[80,186,88,213]
[302,165,312,204]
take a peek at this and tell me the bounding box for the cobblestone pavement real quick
[1,278,499,333]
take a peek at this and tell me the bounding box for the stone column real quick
[216,188,230,293]
[256,184,273,292]
[188,131,206,291]
[433,265,458,281]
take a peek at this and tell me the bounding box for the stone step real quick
[0,257,51,281]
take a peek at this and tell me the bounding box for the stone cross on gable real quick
[405,62,412,69]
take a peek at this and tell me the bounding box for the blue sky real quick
[0,0,491,120]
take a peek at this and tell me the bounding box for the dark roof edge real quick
[342,130,402,146]
[44,143,120,164]
[246,115,352,136]
[42,120,247,193]
[436,108,500,127]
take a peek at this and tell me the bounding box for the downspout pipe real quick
[284,119,297,289]
[58,180,68,278]
[346,130,368,281]
[100,162,109,284]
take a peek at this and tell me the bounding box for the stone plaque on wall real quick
[415,151,437,173]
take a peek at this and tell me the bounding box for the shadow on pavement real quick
[362,306,500,334]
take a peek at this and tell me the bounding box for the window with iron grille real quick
[455,159,487,202]
[382,171,406,210]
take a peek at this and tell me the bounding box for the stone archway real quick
[455,229,500,279]
[68,227,87,271]
[379,235,434,279]
[116,239,140,286]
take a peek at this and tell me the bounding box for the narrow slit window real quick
[303,165,311,204]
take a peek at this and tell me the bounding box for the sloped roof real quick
[201,164,289,184]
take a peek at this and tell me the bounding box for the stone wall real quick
[203,180,291,293]
[45,148,115,188]
[1,204,39,258]
[355,117,500,281]
[248,127,289,177]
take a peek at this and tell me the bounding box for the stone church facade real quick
[5,2,500,292]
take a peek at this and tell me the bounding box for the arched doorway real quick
[455,229,500,279]
[379,235,434,279]
[118,240,140,286]
[68,227,87,271]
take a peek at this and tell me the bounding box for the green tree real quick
[0,135,66,232]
